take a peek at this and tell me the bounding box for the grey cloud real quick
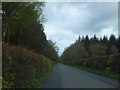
[68,2,118,33]
[44,2,118,55]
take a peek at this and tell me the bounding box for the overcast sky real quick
[43,2,118,55]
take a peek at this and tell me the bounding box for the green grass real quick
[68,64,120,80]
[29,63,56,88]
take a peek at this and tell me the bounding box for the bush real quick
[2,43,54,88]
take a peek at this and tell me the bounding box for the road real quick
[42,63,119,88]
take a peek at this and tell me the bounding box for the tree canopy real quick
[60,35,120,75]
[2,2,58,61]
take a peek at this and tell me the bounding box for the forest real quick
[1,2,120,88]
[60,34,120,79]
[2,2,58,88]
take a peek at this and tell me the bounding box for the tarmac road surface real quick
[42,63,119,88]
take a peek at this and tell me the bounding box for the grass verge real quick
[68,64,120,80]
[29,63,57,88]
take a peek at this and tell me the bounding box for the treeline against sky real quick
[2,2,58,61]
[60,34,120,77]
[2,2,58,88]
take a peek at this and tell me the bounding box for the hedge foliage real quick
[2,43,54,88]
[62,54,120,74]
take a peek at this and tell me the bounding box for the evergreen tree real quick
[102,35,108,44]
[93,35,98,42]
[109,34,116,47]
[81,36,85,42]
[84,35,91,56]
[78,35,81,42]
[2,2,43,44]
[117,36,120,53]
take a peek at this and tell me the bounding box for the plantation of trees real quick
[2,2,58,88]
[1,2,120,88]
[60,35,120,78]
[2,2,58,61]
